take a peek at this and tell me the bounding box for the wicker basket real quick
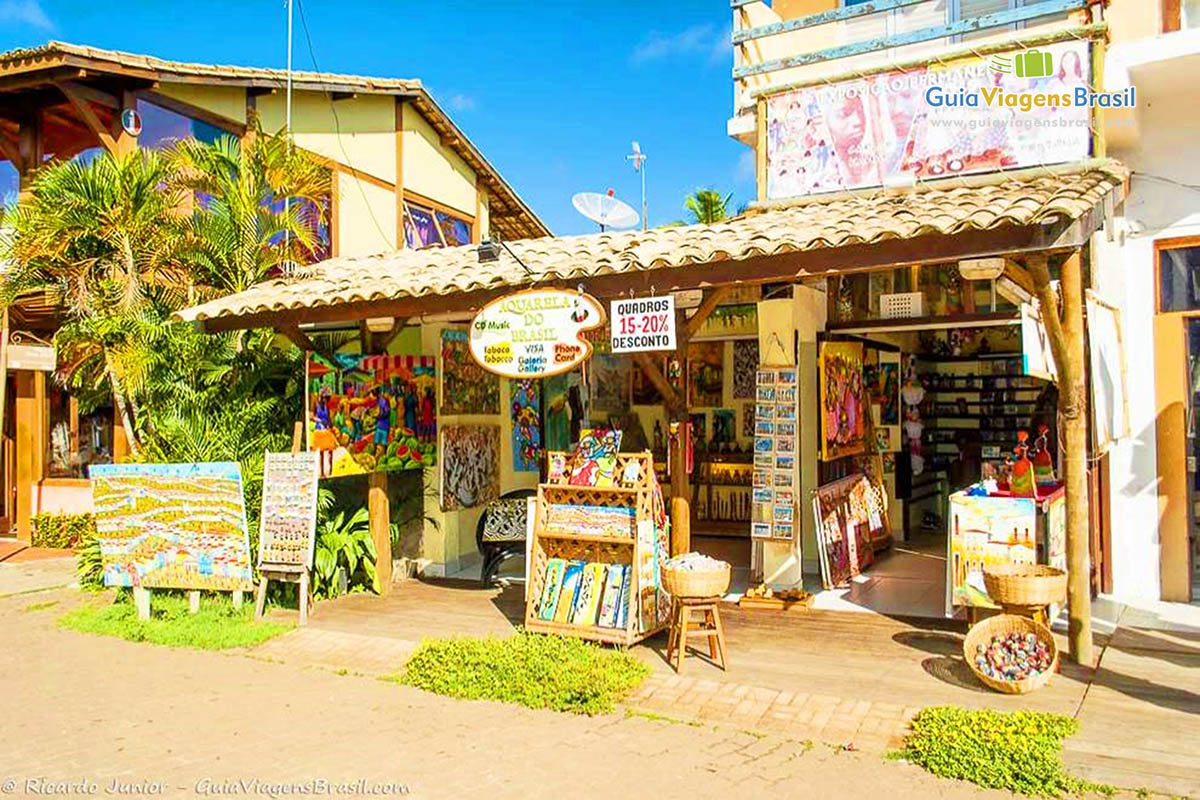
[983,564,1067,607]
[661,562,731,599]
[963,614,1059,694]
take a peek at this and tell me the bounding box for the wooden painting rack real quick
[525,451,668,647]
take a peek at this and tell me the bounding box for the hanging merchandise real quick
[1032,424,1057,488]
[1009,431,1036,498]
[900,355,926,476]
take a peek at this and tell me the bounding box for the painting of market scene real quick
[90,462,254,591]
[306,353,438,478]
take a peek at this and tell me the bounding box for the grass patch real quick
[894,706,1108,797]
[58,592,290,650]
[391,631,649,715]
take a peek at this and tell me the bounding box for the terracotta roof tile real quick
[175,160,1127,326]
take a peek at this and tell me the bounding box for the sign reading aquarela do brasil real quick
[469,289,606,378]
[766,40,1127,199]
[610,294,677,353]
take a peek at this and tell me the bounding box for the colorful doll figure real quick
[1032,424,1057,488]
[1010,430,1037,498]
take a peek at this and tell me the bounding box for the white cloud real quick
[630,23,729,65]
[444,93,477,113]
[0,0,54,30]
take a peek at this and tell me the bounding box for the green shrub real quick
[394,632,650,715]
[74,528,105,591]
[59,591,290,650]
[896,706,1100,796]
[31,512,95,549]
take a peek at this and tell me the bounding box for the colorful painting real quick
[510,378,541,472]
[811,473,880,589]
[542,372,579,452]
[258,451,319,568]
[441,329,499,415]
[694,304,758,339]
[90,462,252,591]
[819,341,868,461]
[440,425,501,511]
[688,341,724,407]
[947,491,1039,610]
[865,351,901,425]
[589,353,630,414]
[306,353,437,479]
[732,340,758,399]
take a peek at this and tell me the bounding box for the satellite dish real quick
[572,190,640,231]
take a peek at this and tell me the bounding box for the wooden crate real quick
[525,452,669,647]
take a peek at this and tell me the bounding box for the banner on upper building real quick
[765,40,1096,200]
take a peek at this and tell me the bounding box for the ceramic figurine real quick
[1033,424,1057,488]
[1010,431,1036,497]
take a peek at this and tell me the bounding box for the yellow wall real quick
[337,171,397,255]
[402,103,477,217]
[158,83,248,125]
[257,91,396,186]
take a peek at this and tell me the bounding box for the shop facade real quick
[0,41,548,540]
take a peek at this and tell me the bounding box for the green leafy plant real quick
[74,523,105,592]
[59,591,290,650]
[31,512,95,549]
[312,506,376,599]
[393,632,650,715]
[895,706,1104,797]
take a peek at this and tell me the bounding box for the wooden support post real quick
[671,496,691,556]
[368,470,392,593]
[188,590,200,614]
[254,577,269,620]
[291,421,303,454]
[14,371,39,542]
[298,570,310,625]
[232,590,244,610]
[133,587,151,621]
[1028,251,1093,666]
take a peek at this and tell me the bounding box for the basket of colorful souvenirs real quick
[963,614,1059,694]
[983,564,1067,608]
[661,552,731,600]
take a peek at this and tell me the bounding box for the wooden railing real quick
[731,0,1089,80]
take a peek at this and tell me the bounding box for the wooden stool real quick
[666,596,729,673]
[998,602,1051,629]
[255,564,312,626]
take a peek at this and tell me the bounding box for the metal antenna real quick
[626,140,647,231]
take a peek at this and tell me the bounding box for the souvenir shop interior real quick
[539,263,1066,621]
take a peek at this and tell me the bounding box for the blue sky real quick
[0,0,756,235]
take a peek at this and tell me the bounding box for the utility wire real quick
[294,0,396,251]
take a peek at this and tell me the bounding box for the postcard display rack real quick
[751,367,800,543]
[525,451,670,646]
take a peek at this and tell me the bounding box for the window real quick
[1160,245,1200,312]
[47,388,114,479]
[136,98,228,150]
[403,201,473,249]
[0,159,16,209]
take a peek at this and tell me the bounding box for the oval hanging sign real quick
[469,288,606,379]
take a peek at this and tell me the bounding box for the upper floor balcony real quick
[729,0,1097,143]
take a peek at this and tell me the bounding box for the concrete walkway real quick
[262,579,1200,797]
[0,555,76,598]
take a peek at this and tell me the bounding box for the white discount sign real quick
[610,295,677,353]
[469,289,606,379]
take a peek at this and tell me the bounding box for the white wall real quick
[1092,75,1200,598]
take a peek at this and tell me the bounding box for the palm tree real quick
[169,121,331,294]
[684,188,734,225]
[1,149,191,453]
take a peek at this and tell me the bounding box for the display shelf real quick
[526,451,669,647]
[537,530,636,545]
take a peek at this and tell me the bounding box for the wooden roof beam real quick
[0,67,85,93]
[57,82,116,153]
[58,80,119,109]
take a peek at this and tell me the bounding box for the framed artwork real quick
[819,340,868,461]
[510,378,542,472]
[258,451,320,568]
[742,403,756,438]
[307,353,437,479]
[441,329,499,415]
[91,462,252,591]
[732,340,759,399]
[631,357,664,405]
[590,353,631,414]
[441,425,501,511]
[688,341,725,407]
[542,372,579,453]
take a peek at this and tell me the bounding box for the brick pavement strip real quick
[0,591,1035,799]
